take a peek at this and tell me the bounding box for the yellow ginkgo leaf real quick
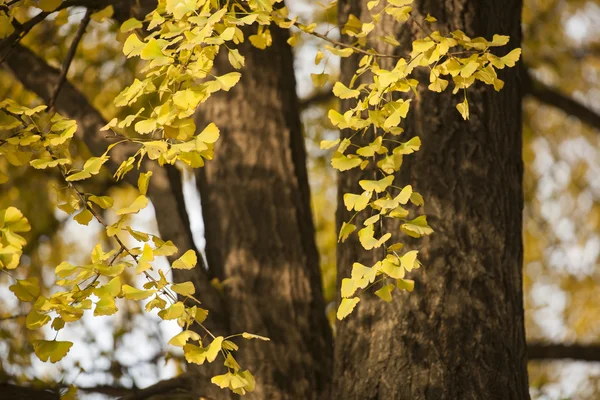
[359,175,394,193]
[33,340,73,363]
[169,330,201,347]
[332,82,361,99]
[375,284,395,303]
[117,195,149,215]
[122,285,155,301]
[337,297,360,320]
[172,249,197,270]
[241,332,270,341]
[338,222,356,243]
[171,281,195,296]
[358,225,392,250]
[9,277,40,302]
[158,301,185,320]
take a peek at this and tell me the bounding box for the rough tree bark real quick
[191,17,333,400]
[334,1,530,399]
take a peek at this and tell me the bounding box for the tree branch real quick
[118,373,204,400]
[528,342,600,362]
[4,43,225,322]
[523,68,600,130]
[49,8,92,110]
[0,383,59,400]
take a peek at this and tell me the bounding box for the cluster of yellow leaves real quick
[315,0,521,319]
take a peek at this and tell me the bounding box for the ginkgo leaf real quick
[338,222,356,243]
[138,172,152,195]
[397,279,415,292]
[343,192,371,211]
[341,278,357,298]
[38,0,61,12]
[158,302,185,320]
[120,18,143,32]
[381,257,405,279]
[217,72,241,91]
[332,82,361,99]
[117,195,148,215]
[401,215,433,238]
[359,175,394,193]
[88,195,113,209]
[331,154,362,171]
[122,285,155,301]
[169,330,201,347]
[320,139,340,150]
[375,284,395,302]
[400,250,419,271]
[26,310,51,330]
[228,49,245,69]
[337,297,360,320]
[171,281,195,296]
[456,98,469,120]
[172,250,197,269]
[358,225,392,250]
[9,277,40,302]
[241,332,270,341]
[183,336,223,363]
[33,340,73,363]
[90,5,114,22]
[74,209,93,226]
[66,156,109,182]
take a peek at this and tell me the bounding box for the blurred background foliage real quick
[0,0,599,398]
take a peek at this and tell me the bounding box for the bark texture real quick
[334,1,530,399]
[192,19,333,400]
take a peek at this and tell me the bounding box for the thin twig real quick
[49,9,92,111]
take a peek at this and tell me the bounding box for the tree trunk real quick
[334,1,530,399]
[192,20,333,400]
